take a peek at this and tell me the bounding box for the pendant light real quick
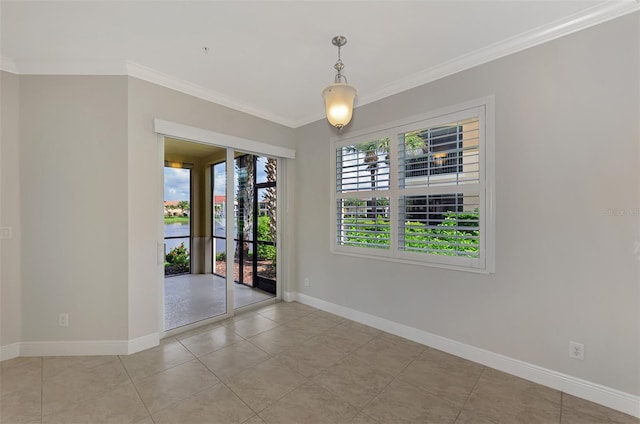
[321,35,357,130]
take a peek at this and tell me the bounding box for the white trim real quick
[2,334,161,358]
[330,97,495,273]
[20,340,129,357]
[127,62,295,128]
[293,292,640,419]
[0,56,17,74]
[127,333,160,355]
[0,343,21,361]
[336,1,640,129]
[12,59,127,75]
[153,119,296,160]
[283,291,297,302]
[3,3,637,128]
[225,147,235,318]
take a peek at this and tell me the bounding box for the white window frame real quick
[330,97,495,274]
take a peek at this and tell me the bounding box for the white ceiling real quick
[1,1,638,128]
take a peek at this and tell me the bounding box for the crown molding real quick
[354,1,640,114]
[7,59,127,75]
[3,2,638,129]
[291,1,640,128]
[126,61,296,128]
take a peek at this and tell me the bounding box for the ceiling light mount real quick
[322,35,357,131]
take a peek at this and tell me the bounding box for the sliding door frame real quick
[154,119,295,338]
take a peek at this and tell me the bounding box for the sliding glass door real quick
[212,153,277,309]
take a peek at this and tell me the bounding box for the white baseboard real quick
[283,291,297,302]
[0,343,20,361]
[128,333,160,354]
[20,340,129,356]
[2,333,161,359]
[294,292,640,418]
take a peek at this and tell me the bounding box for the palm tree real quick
[264,157,277,244]
[236,155,254,267]
[347,135,424,218]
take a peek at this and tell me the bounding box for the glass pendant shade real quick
[322,82,357,129]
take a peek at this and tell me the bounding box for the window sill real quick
[331,248,493,274]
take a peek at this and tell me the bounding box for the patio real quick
[164,273,274,331]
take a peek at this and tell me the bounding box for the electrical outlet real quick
[59,313,69,327]
[304,277,310,287]
[569,341,584,360]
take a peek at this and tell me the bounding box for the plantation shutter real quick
[330,100,492,272]
[397,116,482,262]
[335,139,391,252]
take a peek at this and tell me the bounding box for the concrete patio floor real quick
[164,273,274,331]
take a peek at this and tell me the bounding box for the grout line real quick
[453,364,487,423]
[118,355,157,424]
[40,356,43,424]
[559,392,564,424]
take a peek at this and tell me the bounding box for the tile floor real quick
[1,301,638,424]
[164,274,274,330]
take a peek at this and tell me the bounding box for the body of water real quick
[164,221,231,257]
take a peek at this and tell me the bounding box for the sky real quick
[164,167,190,201]
[164,157,270,201]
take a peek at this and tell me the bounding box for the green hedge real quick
[343,211,479,256]
[165,242,190,267]
[257,215,276,261]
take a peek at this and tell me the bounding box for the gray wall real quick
[19,76,130,341]
[2,74,296,345]
[293,14,639,395]
[1,71,22,347]
[126,77,297,339]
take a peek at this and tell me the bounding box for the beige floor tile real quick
[42,381,149,424]
[198,340,271,381]
[377,332,426,356]
[132,417,154,424]
[279,301,317,314]
[312,325,376,354]
[459,368,560,424]
[222,310,259,323]
[0,386,41,423]
[306,309,345,323]
[152,384,254,424]
[312,355,394,409]
[396,347,484,406]
[274,338,345,378]
[0,357,41,424]
[174,322,223,341]
[257,307,313,324]
[258,382,358,424]
[242,415,266,424]
[0,416,41,424]
[0,357,42,396]
[120,338,195,380]
[349,337,419,376]
[282,314,341,337]
[363,379,461,424]
[223,314,280,338]
[561,394,639,424]
[247,327,312,355]
[226,357,307,413]
[453,410,498,424]
[335,320,382,337]
[179,325,244,357]
[133,359,220,412]
[43,356,118,381]
[350,411,381,423]
[42,359,130,417]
